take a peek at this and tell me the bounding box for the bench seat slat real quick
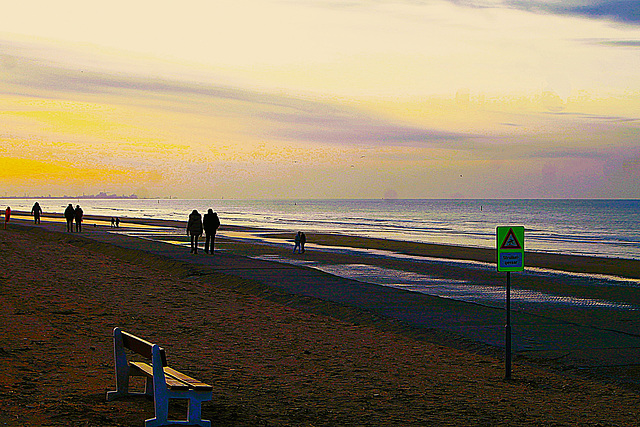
[121,332,167,366]
[129,361,153,377]
[121,332,154,359]
[129,362,190,390]
[164,367,213,391]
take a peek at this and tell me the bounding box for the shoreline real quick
[5,198,640,262]
[14,210,640,280]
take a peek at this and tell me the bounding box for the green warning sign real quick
[496,226,524,272]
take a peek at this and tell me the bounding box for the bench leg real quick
[145,395,211,427]
[144,376,154,398]
[107,327,136,401]
[188,398,210,427]
[107,369,153,401]
[145,389,169,427]
[106,366,131,401]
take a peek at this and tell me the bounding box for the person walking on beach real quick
[110,217,115,227]
[115,217,120,227]
[300,231,306,253]
[64,204,75,232]
[31,202,42,224]
[74,205,83,232]
[203,209,220,254]
[4,207,10,230]
[186,209,203,254]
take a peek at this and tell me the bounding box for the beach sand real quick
[2,219,640,426]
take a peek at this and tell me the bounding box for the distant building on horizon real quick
[2,192,139,199]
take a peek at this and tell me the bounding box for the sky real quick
[0,0,639,199]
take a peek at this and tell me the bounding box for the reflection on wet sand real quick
[253,255,635,311]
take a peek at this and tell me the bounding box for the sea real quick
[3,198,640,260]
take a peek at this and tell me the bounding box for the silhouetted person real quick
[31,202,42,224]
[4,207,10,230]
[115,217,120,227]
[111,217,115,227]
[203,209,220,254]
[74,205,83,232]
[186,210,203,254]
[300,231,306,253]
[64,204,75,232]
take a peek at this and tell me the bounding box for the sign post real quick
[496,226,524,380]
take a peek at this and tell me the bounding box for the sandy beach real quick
[2,216,640,426]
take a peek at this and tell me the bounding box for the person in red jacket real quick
[4,207,10,229]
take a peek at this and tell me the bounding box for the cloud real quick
[1,46,471,149]
[0,53,276,105]
[1,45,470,155]
[545,111,640,122]
[2,32,639,198]
[591,39,640,47]
[562,0,640,24]
[528,149,606,159]
[258,109,469,146]
[452,0,640,24]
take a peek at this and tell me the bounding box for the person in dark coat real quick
[202,209,220,254]
[186,210,203,254]
[64,204,75,232]
[74,205,83,232]
[31,202,42,224]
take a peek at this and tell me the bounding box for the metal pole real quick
[505,271,512,380]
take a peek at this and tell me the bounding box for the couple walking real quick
[294,231,306,254]
[187,209,220,254]
[64,204,84,232]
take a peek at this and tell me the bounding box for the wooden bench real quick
[106,327,213,427]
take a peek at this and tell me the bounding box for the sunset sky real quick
[1,0,639,199]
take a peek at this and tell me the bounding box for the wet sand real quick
[2,216,640,425]
[15,210,640,279]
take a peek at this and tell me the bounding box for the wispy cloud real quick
[451,0,640,24]
[556,0,640,24]
[1,53,279,104]
[1,49,470,150]
[590,39,640,47]
[258,109,468,146]
[528,148,607,159]
[545,111,640,122]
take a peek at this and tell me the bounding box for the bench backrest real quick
[121,330,168,367]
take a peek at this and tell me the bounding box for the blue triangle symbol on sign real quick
[501,228,522,249]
